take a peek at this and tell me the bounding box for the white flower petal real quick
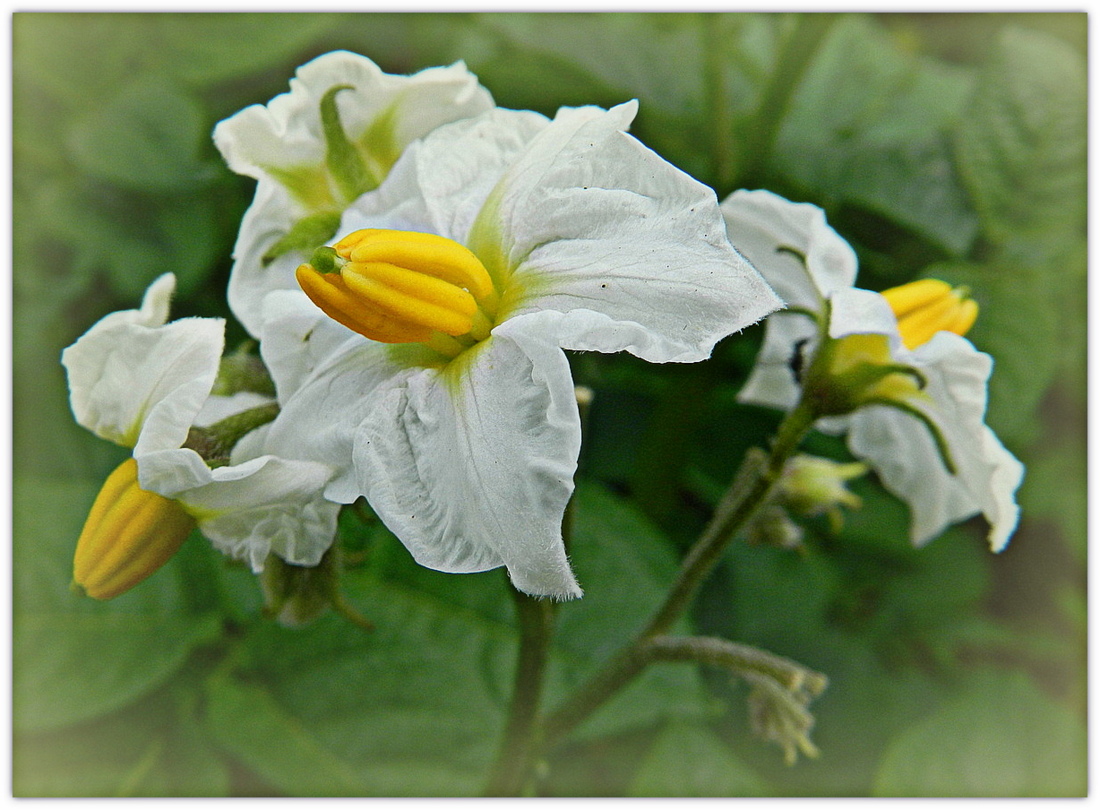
[214,52,493,186]
[342,107,550,243]
[176,454,340,571]
[225,181,303,338]
[846,404,979,547]
[846,332,1023,550]
[258,289,362,403]
[193,391,275,427]
[827,287,901,341]
[720,189,858,312]
[483,103,780,362]
[353,322,583,599]
[217,52,494,337]
[62,277,224,450]
[261,336,416,503]
[737,311,818,411]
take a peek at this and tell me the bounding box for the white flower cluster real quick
[63,51,1020,602]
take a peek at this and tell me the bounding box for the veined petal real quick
[261,336,417,503]
[720,189,859,313]
[352,321,582,599]
[480,103,782,362]
[846,332,1023,550]
[258,288,364,403]
[341,107,550,249]
[173,454,339,572]
[62,276,224,451]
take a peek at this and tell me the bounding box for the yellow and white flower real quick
[61,274,339,597]
[721,189,1023,552]
[214,50,495,338]
[250,102,782,598]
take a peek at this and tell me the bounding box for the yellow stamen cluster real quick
[296,229,496,351]
[73,458,196,600]
[882,279,978,349]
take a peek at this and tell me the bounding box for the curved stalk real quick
[542,398,817,745]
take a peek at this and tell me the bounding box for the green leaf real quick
[873,670,1086,796]
[206,589,514,796]
[14,686,231,797]
[197,483,712,795]
[549,485,714,738]
[66,75,216,193]
[629,721,769,797]
[953,26,1086,242]
[149,13,343,86]
[204,676,368,796]
[925,255,1065,446]
[775,15,979,255]
[13,474,221,733]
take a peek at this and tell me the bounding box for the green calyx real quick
[182,401,280,467]
[262,210,342,266]
[320,84,378,204]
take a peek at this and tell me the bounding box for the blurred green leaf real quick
[13,475,221,733]
[775,14,978,255]
[14,687,230,797]
[629,721,769,797]
[1016,440,1086,564]
[150,13,342,86]
[953,26,1086,242]
[66,75,216,193]
[873,669,1085,796]
[549,484,715,739]
[207,588,514,796]
[927,252,1068,446]
[204,676,368,796]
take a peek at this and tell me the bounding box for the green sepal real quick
[320,84,377,204]
[804,356,926,417]
[259,544,374,630]
[861,396,959,476]
[182,402,280,466]
[210,342,277,398]
[261,210,342,266]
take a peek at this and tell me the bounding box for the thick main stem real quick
[542,399,817,745]
[482,586,556,796]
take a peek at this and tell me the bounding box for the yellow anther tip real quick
[299,228,497,349]
[72,458,195,600]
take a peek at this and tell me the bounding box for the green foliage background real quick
[12,11,1086,797]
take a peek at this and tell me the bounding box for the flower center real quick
[296,229,498,357]
[881,279,978,349]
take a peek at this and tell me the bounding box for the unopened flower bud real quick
[777,454,868,533]
[73,458,195,600]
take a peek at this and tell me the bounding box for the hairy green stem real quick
[542,399,817,745]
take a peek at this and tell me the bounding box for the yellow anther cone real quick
[298,229,496,347]
[73,458,196,600]
[882,279,978,349]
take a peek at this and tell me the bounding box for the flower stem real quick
[542,398,818,744]
[482,585,556,796]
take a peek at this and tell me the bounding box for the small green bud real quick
[778,455,867,520]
